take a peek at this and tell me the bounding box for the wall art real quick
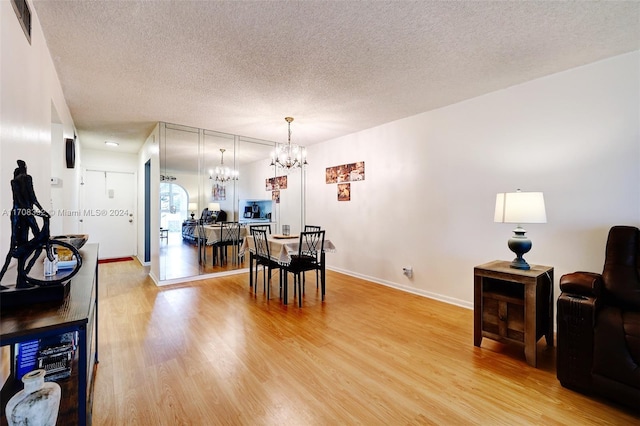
[266,175,288,191]
[212,184,226,201]
[326,161,365,184]
[338,183,351,201]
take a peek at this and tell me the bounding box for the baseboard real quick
[136,254,150,266]
[327,266,473,310]
[145,261,472,310]
[153,268,251,287]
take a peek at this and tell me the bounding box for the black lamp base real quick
[507,226,532,270]
[509,256,531,270]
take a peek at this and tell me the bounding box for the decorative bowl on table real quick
[52,234,89,250]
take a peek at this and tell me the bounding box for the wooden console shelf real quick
[1,244,99,426]
[473,260,553,367]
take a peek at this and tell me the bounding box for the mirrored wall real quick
[158,122,304,282]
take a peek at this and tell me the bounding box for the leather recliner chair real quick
[557,226,640,412]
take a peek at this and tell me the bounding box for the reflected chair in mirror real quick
[214,222,241,267]
[196,222,215,265]
[281,230,325,307]
[251,229,281,298]
[303,225,322,286]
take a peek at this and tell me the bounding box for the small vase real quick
[5,369,61,426]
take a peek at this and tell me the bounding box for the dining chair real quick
[197,222,215,265]
[248,226,266,287]
[214,222,240,266]
[281,230,325,307]
[303,225,322,286]
[251,228,281,298]
[250,224,272,234]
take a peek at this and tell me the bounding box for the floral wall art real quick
[326,161,364,201]
[266,175,287,203]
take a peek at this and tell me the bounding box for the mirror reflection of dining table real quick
[195,224,250,265]
[241,234,337,304]
[196,224,249,244]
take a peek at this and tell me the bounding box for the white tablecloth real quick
[195,224,248,244]
[242,234,336,265]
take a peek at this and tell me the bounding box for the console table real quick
[1,244,99,425]
[473,260,553,367]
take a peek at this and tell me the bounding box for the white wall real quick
[1,2,78,256]
[82,148,138,172]
[306,51,640,308]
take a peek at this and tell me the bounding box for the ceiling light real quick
[270,117,307,171]
[105,141,119,147]
[211,148,239,184]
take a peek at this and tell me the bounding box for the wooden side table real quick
[474,260,554,367]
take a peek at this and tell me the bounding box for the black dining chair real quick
[214,222,240,266]
[251,228,281,298]
[250,224,272,234]
[281,230,325,307]
[197,222,215,265]
[303,225,322,286]
[248,225,271,286]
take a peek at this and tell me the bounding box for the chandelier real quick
[270,117,308,170]
[210,148,238,183]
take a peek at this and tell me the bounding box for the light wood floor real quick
[159,232,248,280]
[93,260,639,425]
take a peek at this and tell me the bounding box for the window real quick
[160,182,188,232]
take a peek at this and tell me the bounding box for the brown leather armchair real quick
[557,226,640,412]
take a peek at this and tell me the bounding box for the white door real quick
[82,170,136,259]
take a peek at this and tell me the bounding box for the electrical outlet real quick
[403,267,413,278]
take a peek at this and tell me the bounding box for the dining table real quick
[196,223,249,265]
[197,223,249,244]
[241,234,337,304]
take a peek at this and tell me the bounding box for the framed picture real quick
[272,190,280,203]
[325,167,338,184]
[338,183,351,201]
[213,184,226,200]
[326,161,365,183]
[266,175,288,191]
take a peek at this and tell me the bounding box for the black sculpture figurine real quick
[0,160,50,288]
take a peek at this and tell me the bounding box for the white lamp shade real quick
[494,192,547,224]
[188,203,197,212]
[208,202,221,212]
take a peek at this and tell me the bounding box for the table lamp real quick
[208,202,221,212]
[494,190,547,270]
[188,203,197,220]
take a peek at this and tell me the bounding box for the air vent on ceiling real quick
[11,0,31,44]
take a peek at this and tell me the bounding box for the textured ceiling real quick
[33,1,639,154]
